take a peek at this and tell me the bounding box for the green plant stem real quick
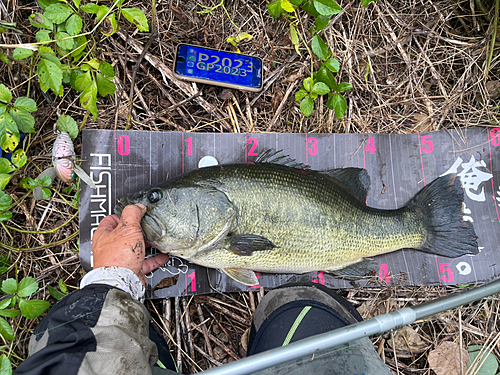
[0,231,79,252]
[4,211,78,234]
[51,188,72,206]
[79,111,90,132]
[0,222,14,242]
[295,10,314,79]
[486,0,499,79]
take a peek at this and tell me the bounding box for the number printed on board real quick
[248,137,258,156]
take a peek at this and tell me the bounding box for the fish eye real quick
[147,189,162,203]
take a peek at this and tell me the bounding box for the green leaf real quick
[80,80,98,120]
[9,108,35,133]
[56,115,78,139]
[14,97,37,113]
[336,82,352,92]
[95,73,115,97]
[19,299,51,319]
[280,0,295,12]
[300,96,314,117]
[99,61,115,78]
[47,285,66,300]
[55,31,74,51]
[13,48,33,60]
[66,14,83,36]
[0,105,6,116]
[121,8,149,32]
[80,3,100,13]
[37,58,63,95]
[1,279,17,294]
[0,175,10,191]
[17,277,39,298]
[86,58,100,70]
[42,187,51,199]
[0,258,9,275]
[295,89,308,101]
[20,177,38,189]
[360,0,376,6]
[0,309,20,318]
[290,24,301,56]
[303,77,313,92]
[73,0,81,9]
[71,36,87,61]
[0,113,20,153]
[38,46,55,55]
[35,30,51,43]
[11,150,27,168]
[315,15,330,31]
[0,317,13,341]
[29,13,53,30]
[311,34,330,61]
[95,5,110,22]
[0,354,12,375]
[0,159,14,174]
[312,82,330,95]
[315,66,337,89]
[468,345,499,375]
[58,279,68,294]
[289,0,304,4]
[0,53,10,67]
[44,3,73,24]
[0,85,12,104]
[62,66,71,82]
[313,0,342,15]
[267,0,282,18]
[0,172,11,190]
[40,52,61,66]
[302,0,320,16]
[0,297,12,310]
[37,0,58,10]
[38,175,52,187]
[0,210,12,221]
[73,70,91,92]
[327,93,347,119]
[325,57,339,72]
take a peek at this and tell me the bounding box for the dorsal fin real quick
[254,149,310,170]
[322,168,371,202]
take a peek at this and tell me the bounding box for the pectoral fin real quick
[222,268,260,286]
[226,234,277,256]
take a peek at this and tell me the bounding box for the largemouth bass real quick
[115,151,478,286]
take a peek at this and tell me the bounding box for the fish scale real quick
[189,164,425,273]
[116,154,478,286]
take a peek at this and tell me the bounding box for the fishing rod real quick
[200,278,500,375]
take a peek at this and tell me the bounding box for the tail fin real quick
[408,174,478,257]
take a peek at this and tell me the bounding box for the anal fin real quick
[330,259,377,280]
[222,268,260,286]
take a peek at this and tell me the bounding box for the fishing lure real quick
[34,131,96,199]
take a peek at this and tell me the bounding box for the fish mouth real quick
[143,213,166,239]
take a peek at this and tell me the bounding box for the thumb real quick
[119,204,147,226]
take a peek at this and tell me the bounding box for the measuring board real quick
[79,128,500,298]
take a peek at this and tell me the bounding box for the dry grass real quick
[1,0,499,372]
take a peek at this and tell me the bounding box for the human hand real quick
[92,204,170,286]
